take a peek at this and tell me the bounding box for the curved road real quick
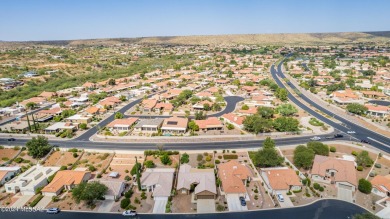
[1,199,366,219]
[274,59,390,152]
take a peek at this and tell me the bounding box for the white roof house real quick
[140,168,175,198]
[5,165,60,195]
[0,166,21,186]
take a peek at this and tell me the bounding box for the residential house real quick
[154,102,174,114]
[261,167,302,195]
[5,165,60,195]
[90,178,126,200]
[20,97,47,108]
[141,99,158,112]
[41,170,91,196]
[311,155,357,190]
[365,104,390,117]
[371,175,390,197]
[221,113,245,129]
[0,121,30,133]
[45,122,77,134]
[140,168,175,210]
[106,118,139,132]
[177,164,216,200]
[217,160,252,199]
[329,90,361,105]
[194,117,223,132]
[161,117,188,134]
[0,167,21,186]
[38,91,57,100]
[133,118,164,133]
[65,114,92,124]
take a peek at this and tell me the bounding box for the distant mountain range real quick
[1,31,390,47]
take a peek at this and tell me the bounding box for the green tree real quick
[273,117,299,132]
[79,123,88,130]
[26,102,37,110]
[114,112,124,119]
[180,153,190,164]
[358,178,372,194]
[194,111,206,120]
[144,160,155,168]
[276,104,298,116]
[243,115,273,133]
[275,88,288,101]
[120,198,130,209]
[203,103,211,111]
[307,141,329,156]
[241,105,249,110]
[188,121,199,131]
[135,157,141,191]
[356,151,374,167]
[346,103,368,115]
[160,154,172,165]
[108,78,116,85]
[72,182,108,206]
[257,106,274,119]
[293,145,315,169]
[252,138,283,167]
[26,136,52,158]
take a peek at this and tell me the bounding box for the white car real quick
[122,210,137,217]
[347,131,356,134]
[276,193,284,202]
[310,136,321,141]
[46,208,60,214]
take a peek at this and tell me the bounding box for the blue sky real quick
[0,0,389,41]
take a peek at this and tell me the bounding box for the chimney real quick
[233,166,237,170]
[234,117,237,121]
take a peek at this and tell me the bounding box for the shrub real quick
[357,166,363,171]
[216,204,225,211]
[286,191,292,195]
[124,176,131,181]
[134,197,140,204]
[30,195,44,207]
[68,148,78,152]
[223,154,238,160]
[330,146,336,153]
[73,152,78,158]
[180,153,190,164]
[88,165,96,172]
[197,154,203,161]
[60,166,67,170]
[358,179,372,194]
[144,160,155,168]
[120,198,130,209]
[313,183,320,190]
[215,159,220,164]
[319,187,324,192]
[14,157,24,163]
[352,151,358,156]
[141,191,147,200]
[52,196,60,202]
[375,163,382,168]
[124,190,133,198]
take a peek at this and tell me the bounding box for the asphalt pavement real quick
[0,199,367,219]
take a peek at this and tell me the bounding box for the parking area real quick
[11,195,33,208]
[197,199,215,213]
[35,196,52,208]
[98,200,115,212]
[226,194,248,212]
[277,192,294,208]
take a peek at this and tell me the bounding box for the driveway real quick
[277,192,294,208]
[153,197,168,213]
[226,194,248,212]
[35,196,52,208]
[11,195,33,207]
[337,187,353,202]
[98,200,115,212]
[197,199,215,213]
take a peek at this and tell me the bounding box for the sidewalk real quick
[282,65,390,137]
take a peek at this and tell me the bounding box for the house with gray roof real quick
[133,118,164,134]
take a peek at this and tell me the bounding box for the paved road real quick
[368,100,390,106]
[0,133,341,151]
[272,60,390,153]
[0,199,366,219]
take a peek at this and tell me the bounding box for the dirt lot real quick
[106,153,144,180]
[43,151,81,167]
[145,154,179,168]
[75,152,113,174]
[215,151,251,164]
[0,147,20,164]
[187,152,214,168]
[46,191,102,211]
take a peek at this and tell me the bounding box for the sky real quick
[0,0,389,41]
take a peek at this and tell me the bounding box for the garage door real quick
[197,195,215,199]
[339,184,353,190]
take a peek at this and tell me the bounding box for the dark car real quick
[361,139,370,144]
[7,138,16,141]
[239,197,246,206]
[334,134,344,138]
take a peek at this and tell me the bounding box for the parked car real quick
[7,138,15,141]
[310,136,321,141]
[276,193,284,202]
[122,210,137,217]
[239,197,246,206]
[334,134,344,138]
[361,139,370,144]
[347,131,356,134]
[46,208,60,214]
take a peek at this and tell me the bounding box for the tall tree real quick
[135,157,141,191]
